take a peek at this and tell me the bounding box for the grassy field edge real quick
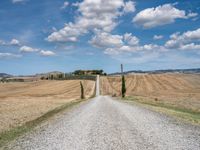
[123,96,200,125]
[0,99,86,148]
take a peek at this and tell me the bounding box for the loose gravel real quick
[4,96,200,150]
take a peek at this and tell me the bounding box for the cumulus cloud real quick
[123,33,139,46]
[124,1,136,13]
[89,32,123,48]
[104,44,164,55]
[187,12,198,18]
[20,46,39,52]
[0,39,20,46]
[110,28,200,54]
[47,23,87,42]
[90,31,164,55]
[89,31,149,55]
[61,1,69,9]
[133,4,197,28]
[180,43,200,50]
[10,39,20,46]
[165,28,200,50]
[153,35,163,40]
[0,53,21,58]
[46,1,199,57]
[47,0,135,42]
[91,28,200,55]
[19,45,56,56]
[40,50,55,56]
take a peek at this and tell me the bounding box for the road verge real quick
[123,96,200,125]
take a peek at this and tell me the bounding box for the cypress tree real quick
[121,75,126,98]
[80,81,85,99]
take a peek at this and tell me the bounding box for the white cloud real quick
[153,35,163,40]
[61,1,69,9]
[142,44,163,51]
[90,32,140,52]
[183,28,200,41]
[0,39,20,46]
[123,33,139,46]
[47,0,134,42]
[180,43,200,50]
[124,1,136,13]
[165,28,200,50]
[40,50,55,56]
[12,0,26,4]
[46,1,200,57]
[20,46,39,52]
[187,12,198,18]
[0,53,21,58]
[19,45,56,56]
[89,30,165,55]
[10,39,20,46]
[90,28,200,56]
[47,23,87,42]
[89,32,123,48]
[133,4,197,28]
[105,43,165,55]
[76,0,124,31]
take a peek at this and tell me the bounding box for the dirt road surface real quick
[5,95,200,150]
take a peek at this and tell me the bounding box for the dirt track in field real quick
[0,80,95,133]
[100,74,200,112]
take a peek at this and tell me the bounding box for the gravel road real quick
[5,95,200,150]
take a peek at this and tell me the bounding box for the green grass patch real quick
[124,96,200,125]
[0,99,84,148]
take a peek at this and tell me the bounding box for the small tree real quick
[121,75,126,98]
[80,81,85,99]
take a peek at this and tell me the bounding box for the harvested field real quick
[100,74,200,113]
[0,80,95,133]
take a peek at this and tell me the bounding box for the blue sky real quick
[0,0,200,75]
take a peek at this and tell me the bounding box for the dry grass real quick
[100,74,200,113]
[0,80,95,133]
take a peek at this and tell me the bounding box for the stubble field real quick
[0,80,95,133]
[100,73,200,113]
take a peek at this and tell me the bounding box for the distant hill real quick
[110,68,200,75]
[0,73,13,78]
